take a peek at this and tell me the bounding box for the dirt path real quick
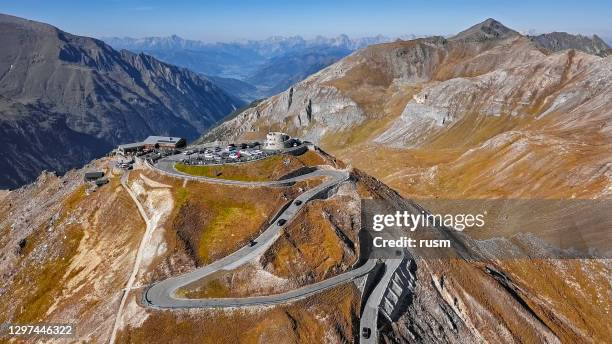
[108,171,153,344]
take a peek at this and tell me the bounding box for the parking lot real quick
[178,142,274,166]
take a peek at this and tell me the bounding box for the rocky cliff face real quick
[0,14,242,189]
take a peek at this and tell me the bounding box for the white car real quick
[204,153,214,159]
[239,150,252,156]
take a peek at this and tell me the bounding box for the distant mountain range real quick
[0,13,242,189]
[102,34,416,100]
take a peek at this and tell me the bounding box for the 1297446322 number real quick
[0,323,75,337]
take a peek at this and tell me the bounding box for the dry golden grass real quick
[131,167,324,284]
[262,197,359,282]
[176,194,361,299]
[498,259,611,342]
[175,150,326,182]
[167,182,287,266]
[178,264,276,299]
[0,167,145,331]
[118,284,360,343]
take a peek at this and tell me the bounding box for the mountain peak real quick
[451,18,519,41]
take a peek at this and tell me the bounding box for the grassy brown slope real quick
[178,193,361,299]
[130,164,330,287]
[0,159,145,339]
[130,171,281,272]
[118,284,360,344]
[261,196,359,281]
[351,170,611,343]
[175,150,326,181]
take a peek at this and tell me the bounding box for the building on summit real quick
[118,136,186,155]
[264,132,291,150]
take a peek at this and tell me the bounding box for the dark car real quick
[277,219,286,226]
[294,200,303,206]
[362,327,371,339]
[248,240,257,247]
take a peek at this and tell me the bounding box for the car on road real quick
[294,200,302,206]
[277,219,286,226]
[362,327,371,339]
[248,240,257,247]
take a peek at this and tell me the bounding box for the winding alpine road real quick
[107,152,404,344]
[138,154,380,310]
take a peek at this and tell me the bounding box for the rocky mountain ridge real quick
[528,31,610,57]
[201,18,611,199]
[0,13,242,189]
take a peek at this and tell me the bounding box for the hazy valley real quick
[103,34,413,101]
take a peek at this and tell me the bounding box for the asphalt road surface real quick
[359,252,406,344]
[135,153,400,343]
[142,153,379,309]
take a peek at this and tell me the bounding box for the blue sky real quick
[1,0,610,41]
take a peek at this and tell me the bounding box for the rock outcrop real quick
[529,31,610,57]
